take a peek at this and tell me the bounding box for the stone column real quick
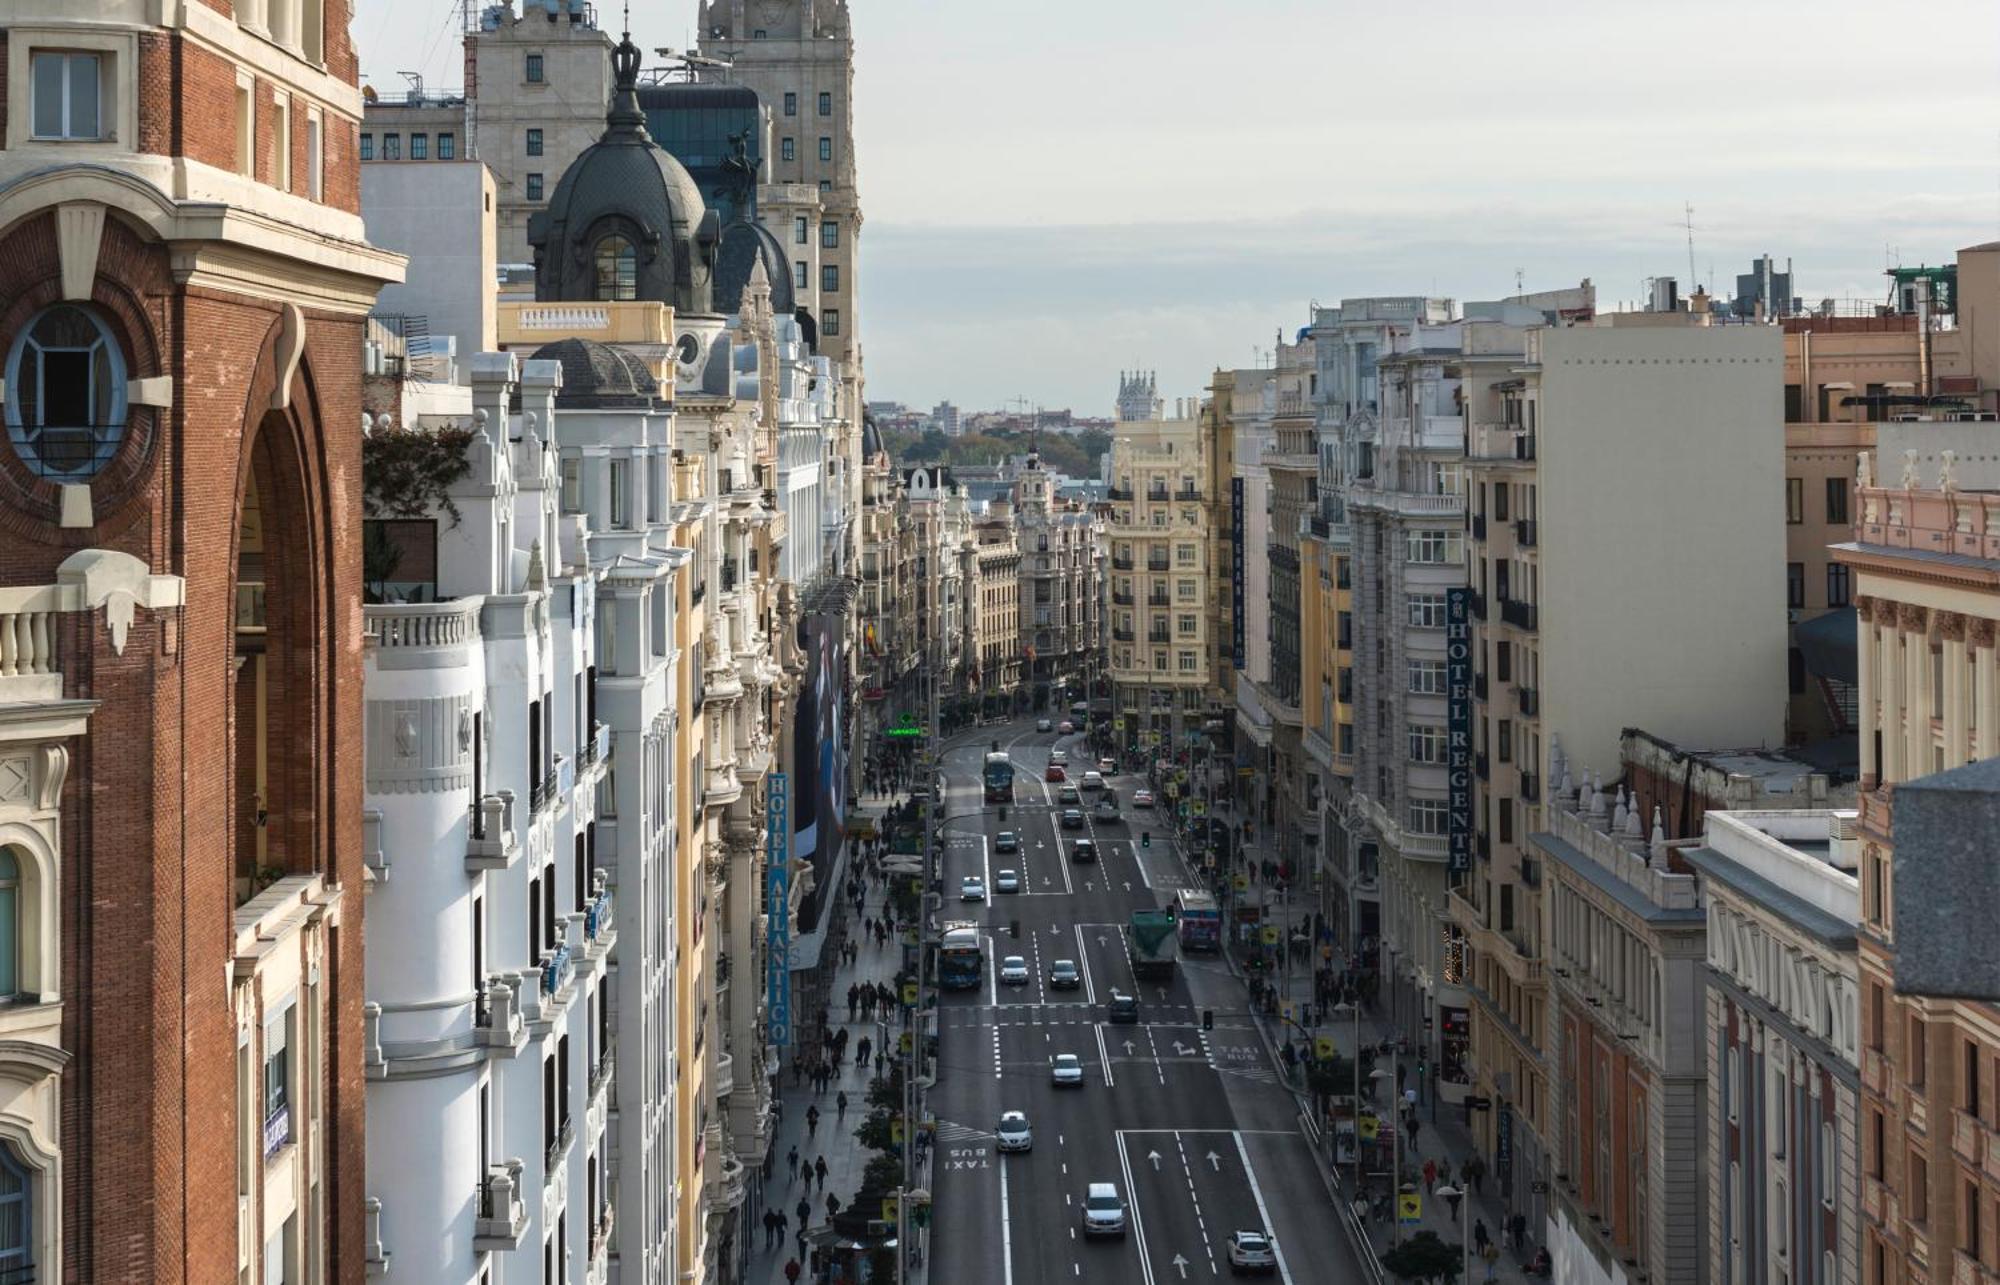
[1941,613,1969,770]
[1902,604,1931,778]
[1856,598,1879,784]
[1978,618,2000,763]
[1879,602,1904,784]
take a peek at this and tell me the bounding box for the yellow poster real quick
[1398,1192,1422,1224]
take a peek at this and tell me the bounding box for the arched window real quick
[4,304,128,478]
[593,236,637,302]
[0,1141,30,1272]
[0,850,19,1001]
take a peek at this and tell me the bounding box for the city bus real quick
[1174,889,1222,952]
[983,752,1015,804]
[938,921,984,989]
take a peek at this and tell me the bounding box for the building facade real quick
[1106,412,1212,753]
[0,1,400,1279]
[1015,450,1102,711]
[1685,808,1863,1285]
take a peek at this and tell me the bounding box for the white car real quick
[1050,748,1069,765]
[1051,1053,1085,1086]
[1133,788,1155,808]
[1227,1230,1277,1274]
[996,1110,1033,1152]
[1037,718,1053,733]
[994,869,1021,894]
[999,955,1030,985]
[1082,1182,1126,1237]
[960,876,986,901]
[1081,770,1104,792]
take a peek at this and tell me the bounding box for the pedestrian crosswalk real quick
[933,1119,992,1145]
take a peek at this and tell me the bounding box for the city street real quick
[926,717,1366,1283]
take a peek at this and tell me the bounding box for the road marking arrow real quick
[1174,1042,1195,1057]
[1156,987,1168,1001]
[1122,880,1132,891]
[1206,1151,1221,1171]
[1097,934,1108,946]
[1171,1253,1189,1278]
[1123,1040,1137,1055]
[1148,1150,1162,1170]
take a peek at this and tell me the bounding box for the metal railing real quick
[1519,771,1540,802]
[1112,555,1135,570]
[1112,628,1135,642]
[1514,518,1537,548]
[1501,598,1538,631]
[1107,487,1134,501]
[1112,591,1134,605]
[1469,590,1486,621]
[1474,671,1488,701]
[540,942,574,996]
[1517,686,1540,717]
[1475,751,1490,782]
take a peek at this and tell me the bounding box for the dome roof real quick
[527,35,716,315]
[714,218,795,316]
[862,409,885,463]
[529,338,660,408]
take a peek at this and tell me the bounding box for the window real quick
[1407,799,1448,835]
[307,109,324,198]
[1406,529,1462,564]
[819,136,833,162]
[526,172,544,201]
[561,456,582,513]
[436,130,454,160]
[818,91,832,116]
[6,304,129,479]
[783,91,797,116]
[1178,651,1198,672]
[359,132,373,161]
[0,851,17,999]
[1178,614,1196,635]
[794,215,809,244]
[793,261,808,290]
[263,1002,294,1156]
[1408,660,1446,695]
[30,51,101,140]
[1408,725,1446,764]
[610,459,628,528]
[1910,1013,1928,1086]
[526,53,545,83]
[274,95,292,188]
[1408,595,1447,628]
[822,221,839,249]
[1827,476,1850,525]
[235,78,255,175]
[1176,544,1197,566]
[822,264,839,293]
[526,127,543,156]
[820,309,840,337]
[1909,1150,1927,1222]
[781,137,795,162]
[407,130,425,161]
[1787,562,1805,609]
[1786,477,1804,524]
[1155,651,1168,672]
[0,1143,30,1276]
[380,131,400,161]
[1827,563,1852,608]
[819,179,831,193]
[1497,719,1513,763]
[593,236,636,301]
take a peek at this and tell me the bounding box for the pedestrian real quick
[1444,1186,1462,1220]
[806,1104,820,1140]
[788,1146,800,1184]
[857,1035,872,1066]
[1467,1154,1486,1196]
[815,1155,829,1189]
[797,1195,812,1228]
[826,1192,842,1220]
[762,1209,775,1249]
[1481,1241,1500,1282]
[837,1090,849,1120]
[785,1258,801,1285]
[847,982,859,1021]
[1473,1218,1489,1253]
[1407,1118,1422,1150]
[1423,1158,1438,1193]
[1509,1212,1527,1253]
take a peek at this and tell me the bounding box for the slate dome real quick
[528,338,660,409]
[527,34,717,315]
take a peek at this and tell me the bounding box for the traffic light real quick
[1141,832,1151,848]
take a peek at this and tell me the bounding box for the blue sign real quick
[1231,477,1246,670]
[1446,587,1472,873]
[766,772,792,1046]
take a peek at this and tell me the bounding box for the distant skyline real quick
[354,0,2000,413]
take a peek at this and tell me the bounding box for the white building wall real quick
[1537,324,1788,781]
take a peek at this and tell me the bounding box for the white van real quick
[1082,1182,1127,1238]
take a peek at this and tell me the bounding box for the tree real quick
[1380,1230,1462,1282]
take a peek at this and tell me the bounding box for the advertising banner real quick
[1446,587,1473,873]
[765,772,791,1045]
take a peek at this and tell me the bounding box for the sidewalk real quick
[747,803,928,1285]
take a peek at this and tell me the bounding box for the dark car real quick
[1061,808,1085,830]
[1070,838,1097,863]
[1107,992,1139,1024]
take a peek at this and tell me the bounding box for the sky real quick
[354,0,2000,415]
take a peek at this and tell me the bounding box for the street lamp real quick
[1370,1066,1401,1247]
[1435,1184,1470,1284]
[1334,1000,1363,1194]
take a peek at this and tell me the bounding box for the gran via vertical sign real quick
[766,772,792,1045]
[1445,587,1472,873]
[1231,476,1246,670]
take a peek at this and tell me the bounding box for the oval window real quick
[5,304,128,479]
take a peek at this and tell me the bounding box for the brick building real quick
[0,2,399,1280]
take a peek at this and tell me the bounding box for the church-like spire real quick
[605,28,650,139]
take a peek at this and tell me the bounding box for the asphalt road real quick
[927,716,1366,1284]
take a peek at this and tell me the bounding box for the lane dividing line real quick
[1075,922,1098,1006]
[1234,1131,1297,1285]
[1095,1022,1117,1088]
[998,1142,1015,1285]
[1116,1131,1158,1285]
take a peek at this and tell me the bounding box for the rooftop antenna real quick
[1684,202,1698,290]
[397,70,425,102]
[1515,267,1525,296]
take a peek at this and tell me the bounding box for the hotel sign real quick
[766,772,792,1045]
[1446,587,1472,873]
[1231,477,1246,670]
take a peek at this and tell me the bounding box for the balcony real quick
[539,942,575,998]
[1112,555,1135,571]
[1471,513,1486,541]
[1112,591,1134,606]
[474,1160,529,1250]
[1147,558,1171,573]
[465,793,519,871]
[1148,592,1171,607]
[1469,590,1486,621]
[577,721,611,770]
[583,882,617,953]
[1500,598,1538,632]
[1113,627,1135,643]
[530,757,568,815]
[1177,487,1203,501]
[1519,771,1540,803]
[1476,751,1490,782]
[544,1116,574,1181]
[1108,487,1134,502]
[1147,631,1171,645]
[1517,686,1540,717]
[1474,671,1488,701]
[473,976,527,1053]
[1514,518,1537,548]
[714,1049,736,1098]
[1147,488,1171,502]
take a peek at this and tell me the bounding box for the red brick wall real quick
[0,33,9,148]
[177,39,240,173]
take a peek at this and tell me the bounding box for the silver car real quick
[996,1110,1033,1152]
[1051,1053,1085,1086]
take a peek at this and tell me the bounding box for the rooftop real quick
[1681,809,1860,949]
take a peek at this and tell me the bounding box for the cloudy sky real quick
[355,0,2000,415]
